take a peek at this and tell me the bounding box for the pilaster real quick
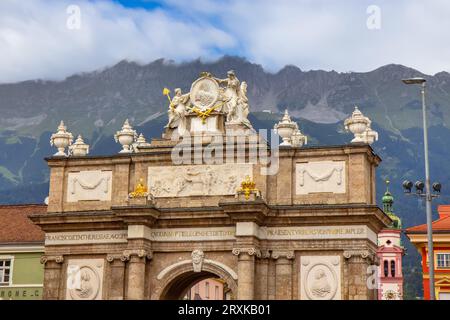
[343,250,377,300]
[124,249,152,300]
[272,250,295,300]
[255,250,270,299]
[40,255,64,300]
[232,247,259,300]
[106,254,129,300]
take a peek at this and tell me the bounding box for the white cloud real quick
[0,0,450,83]
[0,0,236,83]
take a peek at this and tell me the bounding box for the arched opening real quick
[160,271,229,300]
[383,260,389,277]
[156,260,238,300]
[183,277,229,300]
[390,260,396,277]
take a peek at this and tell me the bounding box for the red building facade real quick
[406,205,450,300]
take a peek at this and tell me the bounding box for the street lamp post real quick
[402,77,438,300]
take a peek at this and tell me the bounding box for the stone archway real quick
[155,260,238,300]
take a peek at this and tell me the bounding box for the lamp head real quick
[402,77,426,85]
[433,182,441,193]
[415,181,425,193]
[402,180,413,193]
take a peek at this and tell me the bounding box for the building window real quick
[205,282,209,299]
[437,253,450,269]
[194,283,199,295]
[383,260,389,277]
[215,286,219,299]
[390,260,396,277]
[0,259,12,286]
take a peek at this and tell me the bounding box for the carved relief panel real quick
[148,164,252,197]
[296,161,345,195]
[66,259,104,300]
[300,255,341,300]
[67,170,112,202]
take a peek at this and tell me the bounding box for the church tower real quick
[377,180,404,300]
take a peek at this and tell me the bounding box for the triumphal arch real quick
[31,71,390,300]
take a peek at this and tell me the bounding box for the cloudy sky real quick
[1,0,449,83]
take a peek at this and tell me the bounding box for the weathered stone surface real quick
[34,140,388,300]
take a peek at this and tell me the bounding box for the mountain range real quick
[2,55,449,298]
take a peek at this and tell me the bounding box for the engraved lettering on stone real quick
[45,230,128,245]
[192,249,204,272]
[296,161,345,195]
[67,170,112,202]
[148,164,252,197]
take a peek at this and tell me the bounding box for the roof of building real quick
[405,205,450,234]
[0,204,47,243]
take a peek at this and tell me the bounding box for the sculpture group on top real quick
[163,70,253,136]
[49,71,380,157]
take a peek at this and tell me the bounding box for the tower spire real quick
[382,179,402,229]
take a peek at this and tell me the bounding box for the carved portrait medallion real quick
[300,255,341,300]
[68,265,101,300]
[66,259,104,300]
[305,263,337,300]
[190,76,219,111]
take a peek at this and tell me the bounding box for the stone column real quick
[124,249,152,300]
[343,250,376,300]
[41,255,64,300]
[106,254,128,300]
[273,251,295,300]
[233,248,258,300]
[267,258,276,300]
[255,251,270,299]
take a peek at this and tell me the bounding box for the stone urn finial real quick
[344,106,378,144]
[137,133,146,145]
[114,119,137,153]
[69,134,89,156]
[274,109,297,146]
[291,123,308,148]
[364,127,379,144]
[50,121,73,156]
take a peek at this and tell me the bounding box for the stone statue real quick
[162,71,254,138]
[215,70,240,122]
[165,88,190,135]
[237,81,253,128]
